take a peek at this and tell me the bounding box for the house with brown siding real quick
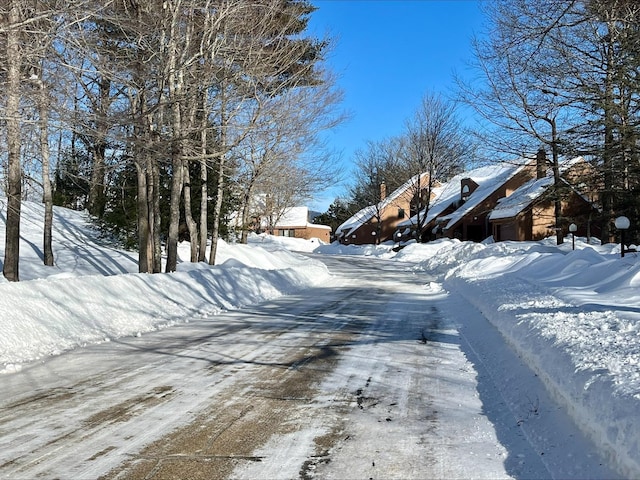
[395,159,538,243]
[271,206,332,243]
[336,173,429,245]
[489,173,599,242]
[393,152,597,244]
[436,161,537,241]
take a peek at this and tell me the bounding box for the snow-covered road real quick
[0,254,615,479]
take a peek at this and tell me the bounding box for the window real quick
[279,229,295,237]
[398,208,405,219]
[462,184,470,201]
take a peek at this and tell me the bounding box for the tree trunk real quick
[88,76,110,219]
[183,162,199,262]
[165,9,185,273]
[208,152,225,266]
[240,189,253,244]
[601,38,616,244]
[240,172,259,244]
[152,160,162,273]
[135,157,153,273]
[37,73,54,266]
[209,76,228,266]
[550,121,563,245]
[165,116,184,272]
[198,92,209,262]
[198,156,208,262]
[3,1,22,282]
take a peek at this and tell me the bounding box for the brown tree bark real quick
[3,1,23,282]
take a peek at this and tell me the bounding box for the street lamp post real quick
[569,223,577,250]
[615,216,631,257]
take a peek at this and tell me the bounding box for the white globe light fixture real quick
[615,216,630,230]
[569,223,577,250]
[615,216,631,257]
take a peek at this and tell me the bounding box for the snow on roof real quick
[356,155,586,234]
[336,172,429,235]
[397,160,528,230]
[275,206,331,230]
[486,155,588,221]
[276,206,309,227]
[489,176,554,220]
[559,155,586,172]
[395,178,458,229]
[335,204,376,236]
[437,161,528,230]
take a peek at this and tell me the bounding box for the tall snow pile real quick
[0,200,330,372]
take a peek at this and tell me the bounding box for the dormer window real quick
[460,178,479,202]
[461,184,470,201]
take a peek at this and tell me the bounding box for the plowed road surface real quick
[0,254,613,479]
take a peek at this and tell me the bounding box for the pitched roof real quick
[335,204,377,236]
[489,156,591,221]
[488,176,554,220]
[438,162,527,230]
[276,206,331,230]
[276,206,310,227]
[336,172,429,236]
[397,160,528,230]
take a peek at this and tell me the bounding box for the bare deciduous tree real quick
[401,93,470,242]
[205,0,331,264]
[458,0,640,243]
[456,0,580,243]
[1,0,337,277]
[348,138,409,243]
[346,94,468,244]
[235,71,344,243]
[1,0,24,281]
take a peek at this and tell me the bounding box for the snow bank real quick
[437,242,640,478]
[0,258,328,372]
[314,240,400,258]
[318,236,640,477]
[0,201,330,372]
[247,232,327,253]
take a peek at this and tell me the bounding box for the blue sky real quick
[307,0,486,211]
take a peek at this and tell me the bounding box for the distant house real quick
[271,206,331,243]
[437,161,540,241]
[395,159,537,243]
[489,164,600,242]
[394,152,598,244]
[335,173,429,245]
[229,201,331,243]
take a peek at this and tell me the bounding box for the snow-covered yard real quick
[1,200,640,477]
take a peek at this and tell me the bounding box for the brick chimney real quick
[380,182,387,201]
[536,148,547,179]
